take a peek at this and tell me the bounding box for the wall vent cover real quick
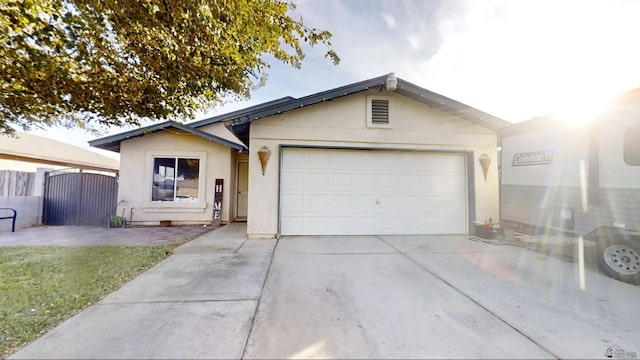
[370,99,390,124]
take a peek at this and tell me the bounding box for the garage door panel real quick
[304,151,330,169]
[330,195,353,209]
[420,175,444,189]
[280,148,467,235]
[307,173,330,187]
[331,173,352,188]
[280,194,304,212]
[304,194,329,210]
[281,172,304,191]
[444,175,466,191]
[329,217,356,232]
[439,157,466,173]
[353,174,376,189]
[303,216,331,233]
[352,156,377,170]
[282,150,305,169]
[281,216,304,234]
[329,153,353,169]
[353,196,378,210]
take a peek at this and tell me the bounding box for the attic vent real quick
[371,99,389,124]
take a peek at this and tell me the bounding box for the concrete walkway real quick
[0,225,214,246]
[9,224,640,359]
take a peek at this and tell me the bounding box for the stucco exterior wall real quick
[118,129,234,225]
[247,92,499,238]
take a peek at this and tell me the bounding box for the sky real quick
[27,0,640,160]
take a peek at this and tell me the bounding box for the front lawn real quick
[0,241,189,358]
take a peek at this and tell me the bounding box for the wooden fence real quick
[0,170,35,196]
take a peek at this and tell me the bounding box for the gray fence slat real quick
[0,171,35,196]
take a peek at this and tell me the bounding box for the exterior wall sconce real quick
[385,72,397,91]
[479,153,491,181]
[258,145,271,175]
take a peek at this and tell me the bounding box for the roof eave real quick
[394,80,511,131]
[226,75,390,127]
[188,96,297,128]
[89,121,247,153]
[224,75,510,143]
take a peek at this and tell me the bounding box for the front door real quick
[236,161,249,219]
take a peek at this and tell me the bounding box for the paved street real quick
[9,223,640,359]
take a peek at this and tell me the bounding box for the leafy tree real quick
[0,0,339,135]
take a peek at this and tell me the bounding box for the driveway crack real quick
[240,237,280,359]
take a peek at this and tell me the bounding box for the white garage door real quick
[280,148,467,235]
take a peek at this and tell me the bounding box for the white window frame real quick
[366,95,393,129]
[141,150,207,213]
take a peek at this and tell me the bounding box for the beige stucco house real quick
[90,74,510,239]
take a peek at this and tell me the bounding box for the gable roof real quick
[89,120,246,153]
[90,74,511,151]
[190,74,511,145]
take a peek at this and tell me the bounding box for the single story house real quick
[90,74,510,239]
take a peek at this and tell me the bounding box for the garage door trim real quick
[277,145,475,236]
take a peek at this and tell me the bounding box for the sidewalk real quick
[9,223,273,359]
[0,225,214,246]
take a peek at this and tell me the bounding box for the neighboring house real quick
[0,132,121,230]
[0,131,119,172]
[90,74,510,239]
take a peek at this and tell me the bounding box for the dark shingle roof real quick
[90,74,510,150]
[89,121,246,153]
[191,74,511,145]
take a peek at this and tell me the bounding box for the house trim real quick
[276,144,472,237]
[466,151,476,231]
[142,150,208,211]
[90,121,247,153]
[235,160,249,220]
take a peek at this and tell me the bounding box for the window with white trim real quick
[366,95,392,128]
[152,157,200,201]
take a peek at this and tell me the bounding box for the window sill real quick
[140,202,207,213]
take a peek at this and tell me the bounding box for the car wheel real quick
[597,237,640,285]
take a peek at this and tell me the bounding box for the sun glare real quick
[549,91,614,126]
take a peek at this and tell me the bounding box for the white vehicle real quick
[500,89,640,284]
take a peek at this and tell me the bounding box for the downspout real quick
[497,128,503,231]
[276,145,283,240]
[467,151,476,235]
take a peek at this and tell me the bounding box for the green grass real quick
[0,240,190,358]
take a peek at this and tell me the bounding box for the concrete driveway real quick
[9,224,640,359]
